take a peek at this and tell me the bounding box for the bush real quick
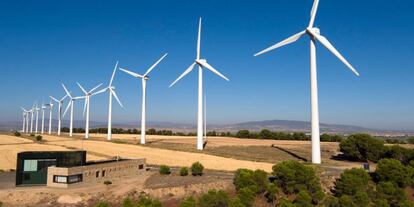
[159,165,171,175]
[191,162,204,176]
[137,195,162,207]
[229,198,245,207]
[272,161,324,203]
[265,183,279,202]
[236,130,250,138]
[376,181,408,207]
[103,180,112,186]
[237,187,255,207]
[383,145,414,164]
[198,189,230,207]
[14,131,21,137]
[35,135,42,141]
[93,201,109,207]
[179,196,196,207]
[30,133,35,137]
[334,168,371,197]
[375,158,413,187]
[180,167,189,176]
[123,197,134,207]
[339,134,385,162]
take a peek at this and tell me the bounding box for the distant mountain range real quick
[1,119,412,136]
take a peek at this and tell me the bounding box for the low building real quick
[15,151,146,188]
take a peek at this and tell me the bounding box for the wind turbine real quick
[119,53,167,144]
[93,62,124,141]
[34,104,40,133]
[48,100,54,134]
[30,105,34,133]
[41,102,47,134]
[50,94,68,136]
[25,108,30,133]
[169,18,229,150]
[77,82,103,139]
[21,107,28,133]
[62,84,85,137]
[254,0,360,164]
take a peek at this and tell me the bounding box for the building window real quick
[68,174,82,183]
[23,160,38,172]
[54,175,68,183]
[102,170,106,177]
[139,164,144,170]
[96,171,99,178]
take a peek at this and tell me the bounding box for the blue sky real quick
[0,0,413,130]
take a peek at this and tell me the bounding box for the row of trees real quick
[340,133,414,163]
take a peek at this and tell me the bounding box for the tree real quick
[272,161,324,203]
[180,167,189,176]
[375,158,413,188]
[376,181,407,207]
[237,187,255,207]
[334,168,371,197]
[147,128,156,135]
[233,169,269,194]
[198,190,230,207]
[236,130,250,138]
[407,137,414,144]
[294,190,313,207]
[259,129,272,139]
[339,134,385,162]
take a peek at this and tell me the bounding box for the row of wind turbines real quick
[19,0,361,164]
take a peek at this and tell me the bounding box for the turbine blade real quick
[63,101,72,117]
[169,62,196,87]
[50,96,59,102]
[92,87,107,96]
[77,82,87,94]
[197,17,202,59]
[119,68,143,78]
[109,61,119,87]
[312,32,360,76]
[254,30,306,57]
[196,60,229,81]
[111,89,123,108]
[89,83,103,94]
[61,83,72,98]
[308,0,320,28]
[143,53,168,77]
[61,94,68,101]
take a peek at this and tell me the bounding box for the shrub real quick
[237,187,255,207]
[35,135,42,141]
[334,168,371,197]
[229,198,245,207]
[14,131,21,137]
[179,196,196,207]
[375,158,413,187]
[137,195,162,207]
[191,162,204,176]
[272,161,324,202]
[383,145,414,164]
[236,130,250,138]
[103,180,112,186]
[339,134,385,162]
[198,189,230,207]
[93,201,109,207]
[123,197,134,207]
[30,133,35,137]
[265,183,279,202]
[180,167,189,176]
[277,199,295,207]
[159,165,171,175]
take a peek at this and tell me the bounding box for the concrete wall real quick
[47,158,146,188]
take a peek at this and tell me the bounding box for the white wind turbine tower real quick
[34,104,40,133]
[50,94,68,136]
[77,82,103,139]
[62,84,85,137]
[170,18,229,150]
[41,102,47,134]
[48,100,54,134]
[254,0,360,164]
[119,53,168,144]
[93,62,124,141]
[24,108,30,133]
